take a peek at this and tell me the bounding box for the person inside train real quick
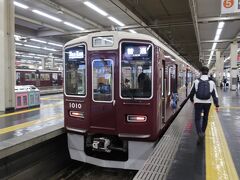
[189,66,219,145]
[138,72,151,96]
[124,78,131,89]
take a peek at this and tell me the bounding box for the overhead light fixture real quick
[108,16,125,27]
[224,56,230,63]
[218,22,225,29]
[129,30,137,34]
[43,47,57,51]
[22,55,33,58]
[30,39,47,44]
[14,1,29,9]
[207,22,225,67]
[84,1,108,16]
[15,42,23,46]
[48,42,63,47]
[32,10,62,22]
[64,22,85,30]
[24,44,41,49]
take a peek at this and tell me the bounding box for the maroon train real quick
[64,31,198,170]
[16,69,63,87]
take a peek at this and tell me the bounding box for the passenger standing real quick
[189,66,219,145]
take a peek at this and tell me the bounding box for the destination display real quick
[65,46,85,61]
[121,42,152,60]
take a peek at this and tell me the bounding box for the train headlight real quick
[69,111,84,118]
[127,115,147,122]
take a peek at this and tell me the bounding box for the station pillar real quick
[230,41,238,90]
[0,0,15,112]
[215,51,224,86]
[41,57,46,69]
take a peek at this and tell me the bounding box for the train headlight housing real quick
[69,111,84,118]
[127,115,147,122]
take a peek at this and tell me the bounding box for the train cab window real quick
[65,45,86,96]
[92,59,113,102]
[120,42,153,99]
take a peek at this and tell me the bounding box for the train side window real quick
[25,73,32,81]
[92,59,113,102]
[40,74,50,81]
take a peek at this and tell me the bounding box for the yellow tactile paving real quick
[0,103,63,119]
[0,114,63,135]
[206,105,239,180]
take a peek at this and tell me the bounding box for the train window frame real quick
[64,43,87,98]
[119,41,154,100]
[91,59,114,103]
[168,67,172,96]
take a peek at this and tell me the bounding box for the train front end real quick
[64,32,160,170]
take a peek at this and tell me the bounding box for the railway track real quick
[51,162,137,180]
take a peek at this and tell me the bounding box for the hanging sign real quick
[221,0,240,14]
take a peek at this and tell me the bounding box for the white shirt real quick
[190,75,219,104]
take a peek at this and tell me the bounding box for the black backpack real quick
[196,79,211,100]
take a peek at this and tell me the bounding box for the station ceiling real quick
[14,0,240,70]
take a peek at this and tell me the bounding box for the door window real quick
[120,42,153,99]
[92,59,113,102]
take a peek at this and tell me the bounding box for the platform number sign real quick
[221,0,240,14]
[223,0,234,8]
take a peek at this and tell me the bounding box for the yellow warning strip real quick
[0,114,63,135]
[0,103,63,119]
[219,106,240,110]
[206,105,239,180]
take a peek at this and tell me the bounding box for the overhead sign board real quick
[221,0,240,14]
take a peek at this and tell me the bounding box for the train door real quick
[90,55,116,132]
[162,61,167,124]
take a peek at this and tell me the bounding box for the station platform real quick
[39,86,63,95]
[0,94,64,159]
[134,88,240,180]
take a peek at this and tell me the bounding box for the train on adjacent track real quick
[64,31,198,170]
[16,69,63,87]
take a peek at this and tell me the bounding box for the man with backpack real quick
[189,66,219,145]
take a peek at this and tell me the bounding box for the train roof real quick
[65,31,198,72]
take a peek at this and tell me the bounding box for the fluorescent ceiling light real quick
[108,16,125,27]
[30,39,47,44]
[84,1,108,16]
[22,55,33,58]
[32,10,62,22]
[129,30,137,34]
[164,55,171,58]
[48,42,63,47]
[15,43,23,46]
[24,44,41,49]
[218,22,225,29]
[64,22,85,30]
[14,1,29,9]
[224,56,230,63]
[214,34,220,41]
[216,28,223,36]
[43,47,57,51]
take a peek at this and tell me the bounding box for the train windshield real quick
[121,42,153,99]
[65,45,86,96]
